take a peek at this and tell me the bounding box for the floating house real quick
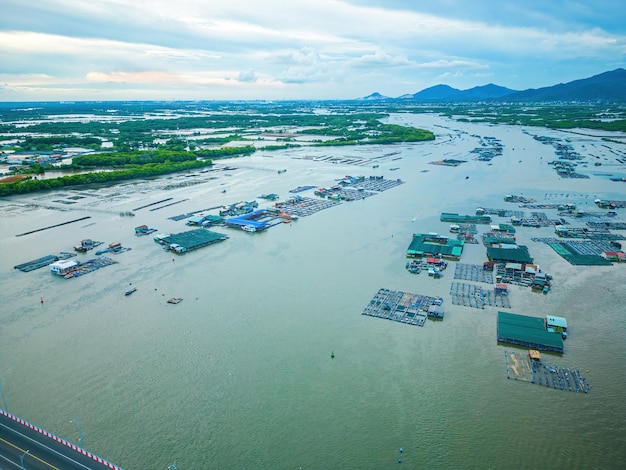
[440,212,492,224]
[428,304,445,319]
[225,209,274,232]
[487,245,534,264]
[50,259,79,275]
[135,225,157,236]
[497,311,564,353]
[161,229,228,254]
[406,233,464,260]
[546,315,568,339]
[186,214,224,227]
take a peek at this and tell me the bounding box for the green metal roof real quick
[407,233,464,258]
[162,228,227,249]
[497,311,563,353]
[440,212,492,224]
[487,245,533,264]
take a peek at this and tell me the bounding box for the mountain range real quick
[362,68,626,103]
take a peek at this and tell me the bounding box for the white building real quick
[50,259,78,275]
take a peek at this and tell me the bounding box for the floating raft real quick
[14,252,77,272]
[274,196,341,217]
[61,257,118,279]
[361,288,444,327]
[289,185,317,194]
[504,350,591,393]
[161,228,228,252]
[454,263,494,283]
[353,177,404,192]
[531,238,615,265]
[449,282,511,309]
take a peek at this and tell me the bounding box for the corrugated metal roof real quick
[497,311,563,353]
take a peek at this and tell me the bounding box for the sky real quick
[1,0,625,101]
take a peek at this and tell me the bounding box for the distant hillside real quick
[360,92,391,100]
[411,84,463,101]
[361,68,626,103]
[502,68,626,102]
[461,84,516,100]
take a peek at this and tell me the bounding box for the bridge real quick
[0,410,123,470]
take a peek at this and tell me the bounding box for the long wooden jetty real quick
[15,216,92,237]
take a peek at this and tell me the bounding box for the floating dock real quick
[224,209,284,232]
[361,288,444,326]
[406,233,465,260]
[504,350,590,393]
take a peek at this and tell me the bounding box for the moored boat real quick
[125,287,137,296]
[167,297,183,304]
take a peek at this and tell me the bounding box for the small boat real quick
[242,225,256,233]
[167,297,183,304]
[125,287,137,296]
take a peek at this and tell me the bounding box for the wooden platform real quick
[504,350,591,393]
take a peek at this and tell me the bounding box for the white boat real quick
[242,225,256,233]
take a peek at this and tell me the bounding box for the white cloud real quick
[0,0,624,99]
[237,69,258,83]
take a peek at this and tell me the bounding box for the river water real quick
[1,113,625,469]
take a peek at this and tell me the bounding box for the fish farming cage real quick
[161,229,228,252]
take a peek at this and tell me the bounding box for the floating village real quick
[11,138,626,394]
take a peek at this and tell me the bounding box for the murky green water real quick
[1,114,625,469]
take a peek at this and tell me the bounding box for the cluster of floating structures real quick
[275,195,341,217]
[49,257,118,279]
[95,241,131,255]
[406,233,465,261]
[469,135,503,162]
[14,252,77,272]
[73,239,103,252]
[361,288,445,326]
[405,257,448,277]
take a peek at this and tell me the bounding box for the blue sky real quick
[1,0,624,101]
